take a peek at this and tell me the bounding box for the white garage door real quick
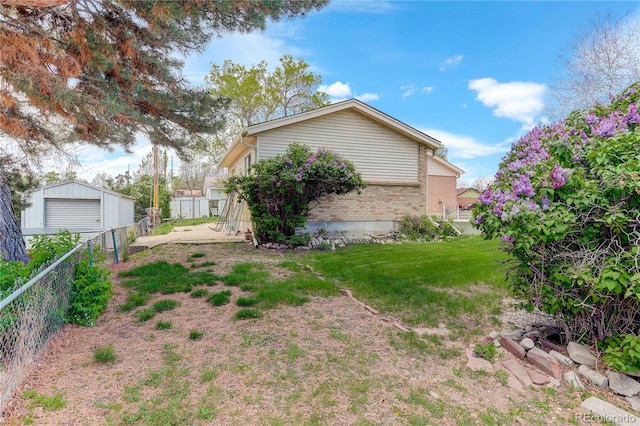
[45,198,102,229]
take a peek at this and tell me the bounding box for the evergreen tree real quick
[0,0,328,261]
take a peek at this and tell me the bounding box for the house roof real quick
[457,187,480,196]
[219,99,444,168]
[429,155,465,177]
[173,189,204,197]
[40,179,135,200]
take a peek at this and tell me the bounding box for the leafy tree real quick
[208,59,270,130]
[547,11,640,120]
[118,174,171,220]
[473,82,640,344]
[265,54,330,118]
[0,0,328,262]
[205,55,330,170]
[207,54,330,132]
[40,170,78,185]
[227,143,366,245]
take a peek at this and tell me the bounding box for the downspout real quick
[425,146,431,216]
[240,131,257,161]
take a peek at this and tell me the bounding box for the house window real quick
[244,153,252,175]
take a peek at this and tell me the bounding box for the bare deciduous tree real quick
[546,11,640,120]
[177,160,215,194]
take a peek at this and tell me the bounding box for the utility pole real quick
[152,142,160,225]
[170,156,174,192]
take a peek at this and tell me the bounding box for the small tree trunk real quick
[0,168,29,263]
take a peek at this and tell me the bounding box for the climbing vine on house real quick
[226,143,366,245]
[473,82,640,348]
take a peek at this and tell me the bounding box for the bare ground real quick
[3,242,607,425]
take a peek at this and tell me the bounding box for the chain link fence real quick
[0,218,149,417]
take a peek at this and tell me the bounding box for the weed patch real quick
[119,291,150,312]
[119,261,218,294]
[189,330,204,340]
[234,309,262,320]
[152,299,180,312]
[93,344,117,364]
[135,308,155,322]
[23,390,66,410]
[207,290,232,306]
[156,321,172,330]
[190,288,209,298]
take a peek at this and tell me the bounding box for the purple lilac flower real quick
[550,164,568,189]
[478,187,493,205]
[474,214,483,225]
[501,235,515,243]
[512,175,535,198]
[541,195,550,211]
[627,103,640,125]
[584,113,598,125]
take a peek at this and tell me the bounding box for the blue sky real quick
[73,0,639,186]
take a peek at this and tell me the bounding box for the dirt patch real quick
[5,243,591,425]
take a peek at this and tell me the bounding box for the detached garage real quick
[21,180,135,236]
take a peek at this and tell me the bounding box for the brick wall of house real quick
[307,144,429,222]
[307,182,425,222]
[428,175,458,215]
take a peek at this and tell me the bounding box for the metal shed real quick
[169,197,210,219]
[21,180,135,235]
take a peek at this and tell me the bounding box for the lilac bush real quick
[227,143,365,244]
[473,82,640,345]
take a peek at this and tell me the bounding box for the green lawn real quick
[307,236,510,328]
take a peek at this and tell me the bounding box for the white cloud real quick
[401,85,415,98]
[319,81,353,98]
[468,78,546,127]
[51,138,155,181]
[419,128,510,159]
[318,81,378,104]
[440,54,463,71]
[356,93,379,102]
[401,84,434,98]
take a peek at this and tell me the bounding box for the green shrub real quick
[399,215,459,240]
[602,334,640,374]
[0,231,111,327]
[67,252,112,327]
